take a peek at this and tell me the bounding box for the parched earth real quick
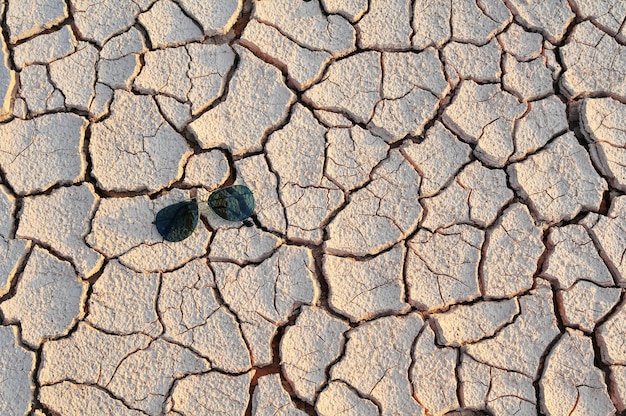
[0,0,626,415]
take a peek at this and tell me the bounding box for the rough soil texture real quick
[0,0,625,415]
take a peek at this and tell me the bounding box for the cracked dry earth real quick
[2,1,626,416]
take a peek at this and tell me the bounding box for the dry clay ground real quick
[1,0,626,415]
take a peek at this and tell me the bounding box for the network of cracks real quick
[1,0,626,415]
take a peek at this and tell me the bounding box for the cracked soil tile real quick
[281,176,344,244]
[71,0,153,46]
[134,47,192,102]
[39,381,146,416]
[240,19,332,91]
[90,90,193,193]
[266,105,344,244]
[597,300,626,365]
[187,43,238,115]
[401,121,471,198]
[1,246,88,348]
[569,0,626,41]
[209,225,283,264]
[252,373,306,416]
[581,97,626,192]
[16,183,103,278]
[252,0,356,57]
[451,0,512,45]
[498,23,543,62]
[266,105,330,193]
[0,112,87,195]
[460,353,537,415]
[405,224,483,311]
[330,313,424,415]
[99,27,147,60]
[138,0,203,48]
[420,161,513,231]
[18,64,64,116]
[6,0,67,43]
[281,306,349,403]
[86,260,162,337]
[183,149,230,189]
[558,280,621,333]
[502,53,556,102]
[12,25,76,69]
[610,365,626,412]
[504,0,575,43]
[481,203,544,299]
[431,298,519,347]
[325,149,421,256]
[189,45,294,156]
[106,338,210,416]
[369,49,449,142]
[159,259,251,373]
[304,51,381,124]
[320,0,368,23]
[540,328,615,416]
[0,185,30,298]
[315,381,379,416]
[465,284,560,378]
[323,244,409,322]
[212,245,319,366]
[84,195,164,257]
[508,133,608,224]
[12,97,26,119]
[155,95,191,130]
[510,95,568,162]
[0,325,34,416]
[560,21,626,101]
[169,371,252,416]
[356,0,412,50]
[135,43,235,115]
[90,82,114,119]
[411,0,451,50]
[442,80,526,167]
[39,321,151,386]
[542,224,614,289]
[583,196,626,284]
[383,49,449,100]
[325,125,389,192]
[176,0,242,36]
[442,39,502,88]
[98,54,141,91]
[410,325,459,415]
[49,41,98,112]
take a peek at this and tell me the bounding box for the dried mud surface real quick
[1,0,626,415]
